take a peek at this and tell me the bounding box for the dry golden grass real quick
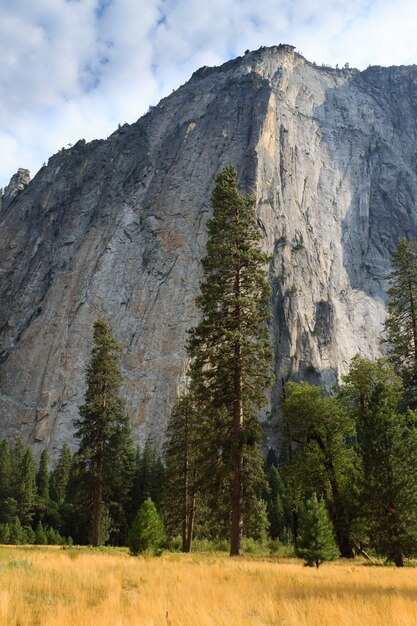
[0,546,416,625]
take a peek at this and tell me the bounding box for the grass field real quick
[0,546,416,625]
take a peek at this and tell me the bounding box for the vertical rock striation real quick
[1,45,417,457]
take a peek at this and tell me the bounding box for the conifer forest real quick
[2,167,417,569]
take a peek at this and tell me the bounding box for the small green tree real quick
[25,525,35,544]
[0,523,10,544]
[9,517,24,544]
[128,498,165,555]
[296,494,339,568]
[35,521,47,545]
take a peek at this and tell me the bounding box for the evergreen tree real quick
[131,440,164,516]
[75,318,135,546]
[282,382,357,557]
[35,521,47,545]
[0,523,10,544]
[9,517,24,544]
[266,465,286,541]
[0,439,12,501]
[50,443,72,503]
[0,440,17,526]
[17,449,37,525]
[128,497,165,555]
[105,423,135,546]
[36,450,49,503]
[188,166,273,556]
[296,494,339,568]
[11,436,26,493]
[163,393,198,551]
[25,525,35,544]
[383,238,417,401]
[341,355,417,566]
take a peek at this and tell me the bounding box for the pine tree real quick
[384,238,417,401]
[50,443,72,503]
[35,521,47,545]
[75,318,135,546]
[9,517,24,544]
[128,497,165,555]
[296,494,339,568]
[163,393,198,552]
[17,449,37,525]
[131,440,164,516]
[341,355,417,566]
[0,523,10,544]
[36,450,49,503]
[0,439,12,501]
[188,166,273,556]
[266,465,286,541]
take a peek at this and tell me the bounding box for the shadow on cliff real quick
[314,64,417,300]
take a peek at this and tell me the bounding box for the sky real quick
[1,0,417,189]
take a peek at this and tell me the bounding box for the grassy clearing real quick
[0,546,417,625]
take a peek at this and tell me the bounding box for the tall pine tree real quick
[75,318,135,546]
[188,166,273,556]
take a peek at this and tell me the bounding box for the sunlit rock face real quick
[1,45,417,458]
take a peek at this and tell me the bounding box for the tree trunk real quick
[230,342,243,556]
[182,444,189,553]
[230,255,243,557]
[407,276,417,366]
[352,541,374,562]
[186,492,196,553]
[394,552,404,567]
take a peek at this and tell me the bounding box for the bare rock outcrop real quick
[1,168,31,210]
[1,45,417,458]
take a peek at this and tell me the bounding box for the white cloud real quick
[1,0,417,188]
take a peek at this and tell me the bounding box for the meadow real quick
[0,546,416,625]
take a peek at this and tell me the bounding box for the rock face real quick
[1,168,31,210]
[2,44,417,459]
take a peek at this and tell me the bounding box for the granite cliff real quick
[2,44,417,458]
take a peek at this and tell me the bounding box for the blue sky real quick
[1,0,417,188]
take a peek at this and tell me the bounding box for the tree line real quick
[2,168,417,566]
